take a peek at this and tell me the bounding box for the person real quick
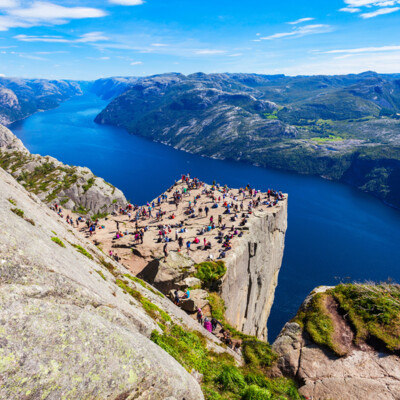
[196,307,203,324]
[211,317,223,332]
[181,289,190,300]
[174,290,180,305]
[186,241,191,254]
[203,317,212,333]
[234,342,242,355]
[178,236,183,251]
[163,242,168,258]
[205,206,209,217]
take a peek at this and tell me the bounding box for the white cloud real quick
[194,49,226,55]
[109,0,144,5]
[340,0,400,15]
[130,61,143,65]
[9,2,106,20]
[361,6,400,17]
[261,24,332,40]
[287,17,314,25]
[339,7,361,12]
[77,32,109,43]
[229,53,243,57]
[151,43,168,47]
[0,0,19,8]
[325,45,400,53]
[87,56,110,60]
[14,32,108,43]
[0,2,106,31]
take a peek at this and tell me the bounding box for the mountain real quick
[0,77,82,125]
[94,72,400,208]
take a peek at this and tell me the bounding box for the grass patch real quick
[82,177,95,193]
[116,279,170,323]
[7,198,16,206]
[72,244,93,260]
[11,208,24,218]
[124,273,164,297]
[51,236,66,248]
[99,257,119,277]
[96,270,107,280]
[151,323,302,399]
[91,212,108,221]
[194,261,227,287]
[311,135,343,143]
[75,205,90,215]
[332,283,400,351]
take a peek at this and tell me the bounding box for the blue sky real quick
[0,0,399,79]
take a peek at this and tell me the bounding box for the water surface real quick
[10,92,400,341]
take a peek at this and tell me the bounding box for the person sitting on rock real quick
[181,289,190,300]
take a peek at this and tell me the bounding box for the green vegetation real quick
[116,279,170,323]
[51,236,66,248]
[11,207,24,218]
[151,323,302,399]
[293,284,400,355]
[75,205,90,215]
[124,273,164,297]
[194,261,227,287]
[82,177,95,193]
[311,135,343,143]
[333,284,400,351]
[7,198,16,206]
[91,212,108,221]
[72,244,93,260]
[99,257,119,277]
[96,270,107,280]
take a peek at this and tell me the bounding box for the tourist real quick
[203,317,212,333]
[197,307,203,324]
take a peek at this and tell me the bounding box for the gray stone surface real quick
[0,124,126,215]
[273,307,400,399]
[221,200,288,340]
[0,167,212,399]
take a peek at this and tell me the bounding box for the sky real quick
[0,0,399,80]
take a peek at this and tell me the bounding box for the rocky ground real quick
[273,286,400,400]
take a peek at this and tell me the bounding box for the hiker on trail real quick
[205,206,209,217]
[163,242,168,258]
[197,307,203,324]
[203,318,212,333]
[211,317,223,332]
[178,236,183,251]
[186,241,191,254]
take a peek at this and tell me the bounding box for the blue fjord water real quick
[10,92,400,341]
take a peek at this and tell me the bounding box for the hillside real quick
[273,284,400,399]
[94,72,400,208]
[0,124,126,216]
[0,77,81,125]
[0,162,303,399]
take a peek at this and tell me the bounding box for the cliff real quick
[273,284,400,400]
[221,199,287,340]
[0,124,126,216]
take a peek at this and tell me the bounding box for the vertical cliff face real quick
[221,198,287,340]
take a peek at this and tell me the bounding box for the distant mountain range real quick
[0,77,81,125]
[93,72,400,208]
[1,72,399,208]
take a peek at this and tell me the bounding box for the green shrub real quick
[242,340,277,369]
[51,237,66,248]
[82,177,95,193]
[96,270,107,280]
[195,261,227,286]
[216,365,246,392]
[91,212,108,221]
[7,198,16,206]
[242,385,272,400]
[72,244,93,260]
[11,208,24,218]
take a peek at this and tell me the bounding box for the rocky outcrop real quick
[0,124,126,215]
[221,200,288,340]
[0,166,247,399]
[273,287,400,400]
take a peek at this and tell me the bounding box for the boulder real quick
[139,251,196,293]
[180,289,209,312]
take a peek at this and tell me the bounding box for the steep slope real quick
[0,77,81,125]
[0,124,126,216]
